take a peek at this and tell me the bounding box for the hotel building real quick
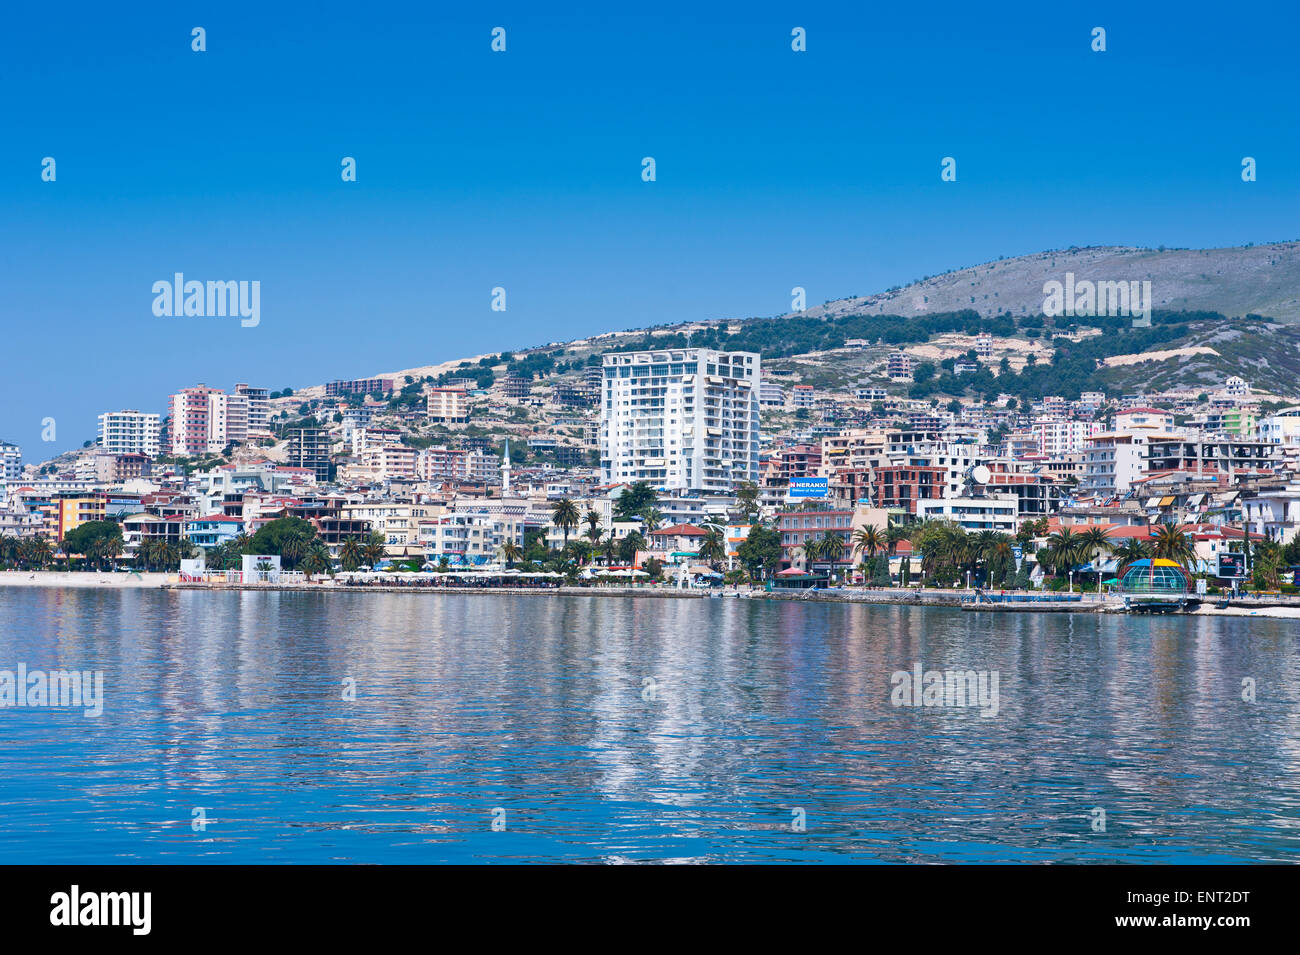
[600,348,761,494]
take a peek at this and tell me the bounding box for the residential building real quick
[325,378,394,397]
[915,494,1019,534]
[427,388,469,424]
[97,410,162,457]
[0,441,20,482]
[234,384,271,435]
[286,428,331,482]
[600,348,761,494]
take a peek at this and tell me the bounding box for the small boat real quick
[1214,599,1230,609]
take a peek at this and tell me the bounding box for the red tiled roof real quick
[650,523,706,536]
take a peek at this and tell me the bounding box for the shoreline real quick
[5,571,1300,618]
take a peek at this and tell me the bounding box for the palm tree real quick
[551,498,580,550]
[982,532,1015,587]
[279,531,310,570]
[819,530,847,583]
[796,536,823,571]
[501,540,524,568]
[697,528,727,571]
[1151,523,1195,569]
[852,525,884,561]
[1253,540,1283,590]
[339,538,364,572]
[362,532,387,569]
[1045,526,1086,591]
[149,540,177,571]
[641,508,663,533]
[1113,537,1150,576]
[231,533,254,555]
[567,539,592,567]
[301,543,332,580]
[1077,525,1114,584]
[19,536,52,570]
[851,525,884,587]
[885,523,910,557]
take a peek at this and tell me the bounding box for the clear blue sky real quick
[2,0,1297,456]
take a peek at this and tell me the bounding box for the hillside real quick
[801,243,1300,325]
[284,244,1300,415]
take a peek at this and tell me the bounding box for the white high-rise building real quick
[97,410,162,458]
[234,384,271,435]
[206,392,249,453]
[0,441,20,482]
[600,348,760,493]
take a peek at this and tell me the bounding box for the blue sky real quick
[2,0,1298,456]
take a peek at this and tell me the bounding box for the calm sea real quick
[0,588,1297,863]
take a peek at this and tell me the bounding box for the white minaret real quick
[501,439,512,496]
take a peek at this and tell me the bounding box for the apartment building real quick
[915,494,1019,533]
[1031,417,1102,456]
[325,378,394,397]
[206,392,249,451]
[97,410,162,457]
[0,441,20,482]
[76,452,152,484]
[359,445,418,482]
[1081,431,1160,496]
[759,382,786,407]
[427,387,469,424]
[887,352,915,381]
[286,427,331,482]
[342,500,439,556]
[600,348,760,494]
[233,384,271,435]
[502,375,531,399]
[791,384,816,408]
[167,385,223,456]
[1145,437,1277,477]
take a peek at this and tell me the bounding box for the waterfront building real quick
[915,494,1019,534]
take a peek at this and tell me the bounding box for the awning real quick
[1158,496,1175,507]
[1186,493,1204,507]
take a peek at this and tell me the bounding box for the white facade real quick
[1032,417,1102,456]
[600,348,760,493]
[234,384,271,435]
[97,410,162,457]
[0,441,21,482]
[1081,432,1152,495]
[915,494,1019,533]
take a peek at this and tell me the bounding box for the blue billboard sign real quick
[788,477,829,499]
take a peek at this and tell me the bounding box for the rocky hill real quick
[803,242,1300,324]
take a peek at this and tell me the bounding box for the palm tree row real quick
[0,534,54,570]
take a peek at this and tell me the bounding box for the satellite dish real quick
[971,465,991,485]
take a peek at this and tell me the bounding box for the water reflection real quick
[0,588,1297,863]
